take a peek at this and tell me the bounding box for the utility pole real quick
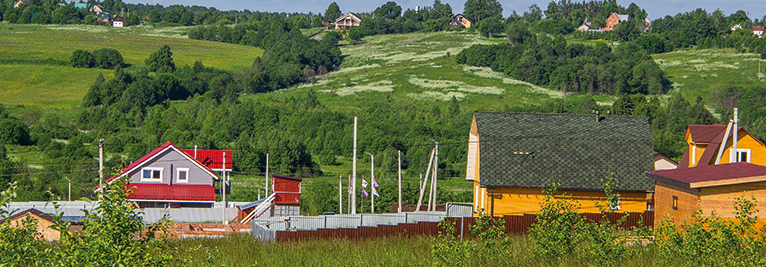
[352,117,358,214]
[339,175,343,214]
[98,138,104,194]
[265,153,269,196]
[398,150,402,213]
[432,141,439,212]
[66,177,71,202]
[732,108,739,162]
[365,152,375,213]
[222,152,227,225]
[418,148,435,212]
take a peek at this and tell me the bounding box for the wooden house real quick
[96,141,219,209]
[647,162,766,226]
[466,112,655,216]
[577,21,592,32]
[600,12,628,31]
[112,15,123,27]
[449,14,473,29]
[678,124,766,168]
[0,208,86,241]
[654,152,678,170]
[335,12,361,30]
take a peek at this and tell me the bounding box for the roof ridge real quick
[474,111,648,118]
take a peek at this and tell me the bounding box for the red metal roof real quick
[752,26,765,31]
[126,184,216,202]
[96,141,217,190]
[179,149,232,170]
[648,162,766,186]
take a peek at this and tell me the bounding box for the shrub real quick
[145,44,175,73]
[92,48,124,69]
[70,49,94,68]
[0,119,32,145]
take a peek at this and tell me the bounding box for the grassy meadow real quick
[0,22,263,111]
[654,48,766,105]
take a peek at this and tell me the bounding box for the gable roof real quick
[179,149,232,170]
[474,112,654,191]
[648,162,766,188]
[0,208,53,224]
[335,12,361,23]
[96,141,218,189]
[752,26,765,31]
[113,16,123,22]
[678,124,763,168]
[615,14,629,22]
[126,184,215,202]
[97,12,111,19]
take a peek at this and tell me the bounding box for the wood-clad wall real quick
[473,185,651,216]
[654,180,699,227]
[698,181,766,219]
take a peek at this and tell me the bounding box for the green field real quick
[0,23,263,110]
[653,48,766,106]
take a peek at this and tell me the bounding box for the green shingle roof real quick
[475,112,654,192]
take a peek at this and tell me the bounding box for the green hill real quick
[0,23,263,111]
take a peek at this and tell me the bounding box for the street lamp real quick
[365,152,375,213]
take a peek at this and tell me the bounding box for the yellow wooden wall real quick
[654,181,700,227]
[688,130,766,167]
[9,213,60,241]
[655,180,766,227]
[472,183,651,216]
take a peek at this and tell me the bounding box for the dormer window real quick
[142,167,162,181]
[736,149,751,163]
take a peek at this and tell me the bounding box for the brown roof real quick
[0,208,53,224]
[647,162,766,188]
[679,124,747,168]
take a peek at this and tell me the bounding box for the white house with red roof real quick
[97,141,219,208]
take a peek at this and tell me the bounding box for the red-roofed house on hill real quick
[752,26,765,38]
[647,162,766,226]
[96,141,219,209]
[679,124,766,168]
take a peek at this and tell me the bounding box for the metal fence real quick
[251,212,448,233]
[259,211,655,242]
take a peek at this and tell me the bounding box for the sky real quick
[124,0,766,22]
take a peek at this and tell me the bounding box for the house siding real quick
[698,181,766,219]
[654,180,699,227]
[124,149,215,186]
[474,186,651,217]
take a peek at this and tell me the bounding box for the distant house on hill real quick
[752,26,765,37]
[450,14,473,29]
[577,20,592,32]
[335,12,361,30]
[731,24,743,31]
[90,5,104,15]
[14,0,29,8]
[113,15,124,27]
[74,3,88,9]
[97,12,111,23]
[600,12,629,31]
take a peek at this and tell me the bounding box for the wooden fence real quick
[274,211,654,242]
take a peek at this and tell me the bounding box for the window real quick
[141,167,162,181]
[177,168,189,183]
[672,196,678,210]
[609,196,621,211]
[737,149,751,163]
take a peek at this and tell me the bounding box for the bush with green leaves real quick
[655,196,766,266]
[70,49,95,68]
[528,182,585,259]
[93,48,124,69]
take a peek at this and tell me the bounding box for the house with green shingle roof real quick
[466,111,655,216]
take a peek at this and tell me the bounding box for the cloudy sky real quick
[125,0,766,21]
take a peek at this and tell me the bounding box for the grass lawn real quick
[0,23,263,111]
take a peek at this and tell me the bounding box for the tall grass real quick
[173,233,659,266]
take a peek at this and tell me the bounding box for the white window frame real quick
[141,167,163,182]
[736,149,751,163]
[177,168,189,183]
[609,196,621,211]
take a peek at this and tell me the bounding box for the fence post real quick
[460,217,464,240]
[324,216,327,229]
